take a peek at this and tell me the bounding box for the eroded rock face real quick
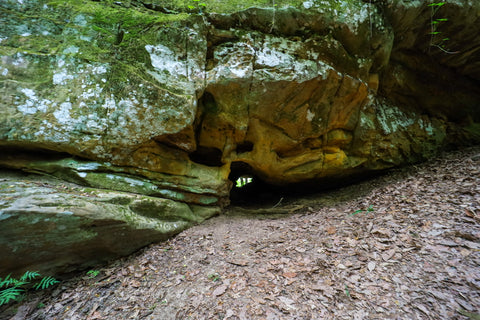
[0,0,479,275]
[0,171,219,275]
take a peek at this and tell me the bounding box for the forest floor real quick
[2,147,480,320]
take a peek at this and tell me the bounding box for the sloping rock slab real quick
[0,171,219,276]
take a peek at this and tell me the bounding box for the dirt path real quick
[2,147,480,320]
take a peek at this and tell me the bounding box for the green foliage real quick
[188,0,207,13]
[236,176,253,188]
[20,271,41,282]
[86,270,100,279]
[350,205,374,216]
[208,273,221,282]
[147,0,311,14]
[0,272,59,306]
[344,284,351,297]
[0,286,24,306]
[33,276,60,290]
[428,1,457,54]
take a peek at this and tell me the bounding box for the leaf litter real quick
[1,147,480,320]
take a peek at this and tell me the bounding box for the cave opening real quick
[228,161,285,207]
[228,160,390,208]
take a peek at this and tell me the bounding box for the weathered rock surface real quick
[0,0,479,275]
[0,171,219,275]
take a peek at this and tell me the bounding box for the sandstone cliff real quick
[0,0,478,275]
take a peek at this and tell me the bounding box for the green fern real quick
[0,271,59,306]
[0,286,24,305]
[0,274,18,288]
[33,276,59,290]
[20,271,40,282]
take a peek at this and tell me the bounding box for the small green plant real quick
[208,273,220,282]
[188,0,207,13]
[0,271,59,306]
[344,284,351,298]
[269,0,277,33]
[86,270,100,279]
[350,205,374,216]
[428,2,457,54]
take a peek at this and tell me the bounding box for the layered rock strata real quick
[0,0,478,275]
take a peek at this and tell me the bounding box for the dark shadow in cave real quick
[188,146,224,167]
[0,146,73,162]
[228,161,390,208]
[228,161,284,207]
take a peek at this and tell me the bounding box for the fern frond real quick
[0,271,60,305]
[0,275,22,288]
[0,275,12,288]
[0,287,24,306]
[20,271,41,282]
[33,276,59,290]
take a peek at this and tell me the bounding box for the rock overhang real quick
[1,0,479,205]
[0,0,479,275]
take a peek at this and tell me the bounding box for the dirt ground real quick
[2,147,480,320]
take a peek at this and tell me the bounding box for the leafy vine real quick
[428,1,458,54]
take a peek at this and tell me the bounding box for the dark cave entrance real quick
[228,161,286,207]
[227,161,389,208]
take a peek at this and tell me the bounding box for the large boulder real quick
[0,170,219,276]
[0,0,479,275]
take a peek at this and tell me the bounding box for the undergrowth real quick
[0,271,59,306]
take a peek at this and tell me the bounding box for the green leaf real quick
[208,273,220,282]
[429,31,441,35]
[0,287,24,306]
[0,275,15,288]
[187,5,195,9]
[344,284,350,297]
[436,18,448,21]
[33,276,59,290]
[1,271,58,305]
[12,281,28,288]
[428,2,445,6]
[350,209,364,216]
[20,271,40,282]
[86,270,100,278]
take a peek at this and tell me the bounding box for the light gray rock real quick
[0,171,219,276]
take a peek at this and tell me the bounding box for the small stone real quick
[212,284,228,296]
[368,261,376,271]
